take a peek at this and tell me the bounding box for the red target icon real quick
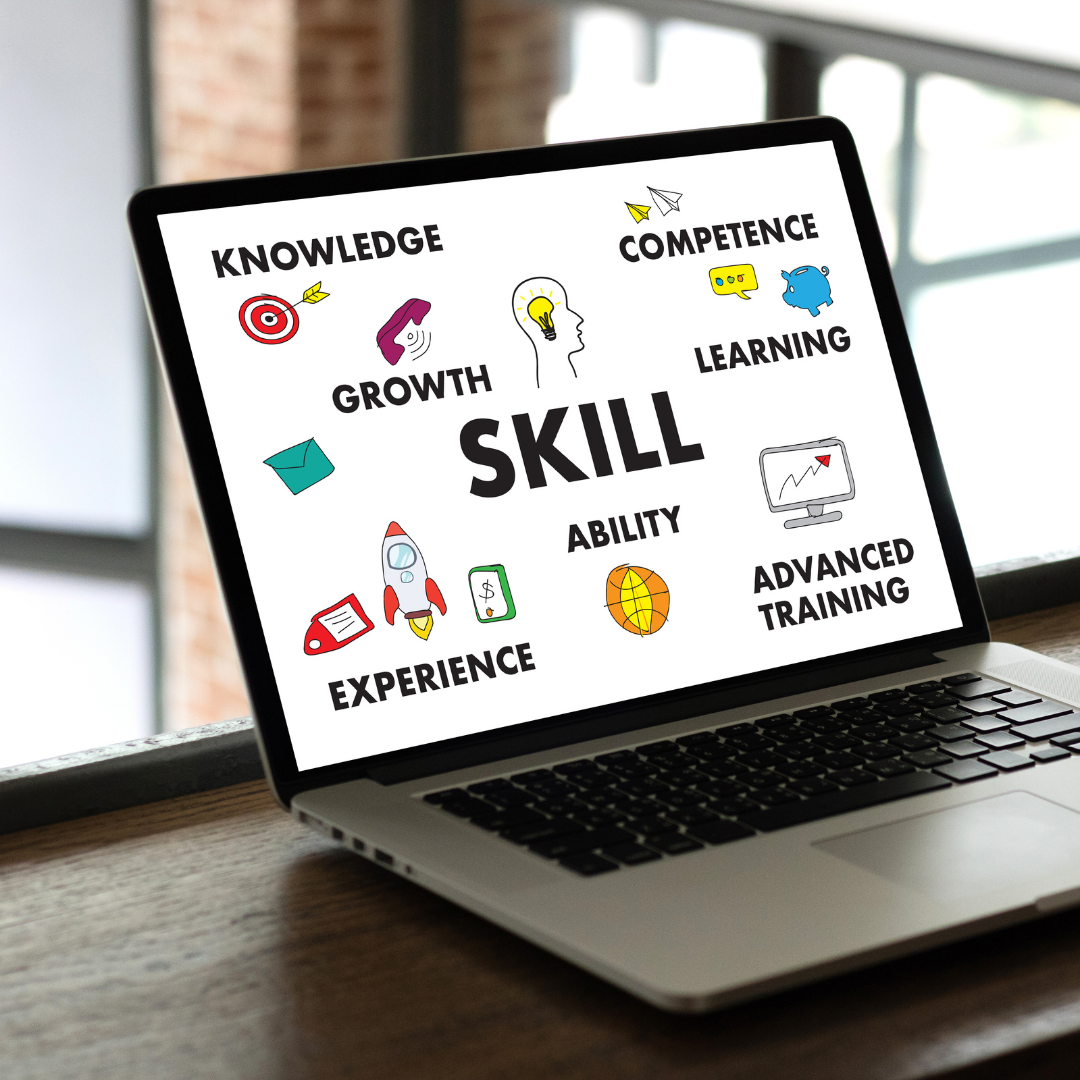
[239,294,300,344]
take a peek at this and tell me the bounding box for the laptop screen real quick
[156,136,963,773]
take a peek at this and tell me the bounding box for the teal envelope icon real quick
[264,438,335,494]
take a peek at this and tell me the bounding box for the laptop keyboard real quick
[421,673,1080,875]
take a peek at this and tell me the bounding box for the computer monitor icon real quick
[759,437,855,528]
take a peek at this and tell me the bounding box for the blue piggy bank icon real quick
[781,265,832,316]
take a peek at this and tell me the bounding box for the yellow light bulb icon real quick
[526,295,557,341]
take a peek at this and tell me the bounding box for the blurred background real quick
[1,0,1078,769]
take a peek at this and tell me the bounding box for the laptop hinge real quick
[366,647,944,786]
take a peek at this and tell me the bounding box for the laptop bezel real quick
[128,116,988,806]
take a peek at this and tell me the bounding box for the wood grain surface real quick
[4,606,1080,1080]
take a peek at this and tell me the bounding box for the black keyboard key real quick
[912,692,956,710]
[944,739,986,759]
[886,716,936,734]
[582,788,631,808]
[973,730,1023,750]
[868,688,907,703]
[791,777,840,797]
[815,733,861,751]
[866,759,916,778]
[722,733,772,751]
[906,681,945,695]
[621,798,663,818]
[832,697,869,712]
[958,698,1006,716]
[572,808,627,828]
[468,778,516,796]
[1013,713,1080,742]
[647,833,704,855]
[683,743,734,762]
[526,779,580,798]
[993,689,1041,708]
[539,797,591,818]
[424,788,466,804]
[531,826,636,858]
[1032,746,1072,763]
[754,787,801,807]
[568,771,616,791]
[828,768,878,786]
[603,842,662,866]
[739,750,789,769]
[903,749,954,768]
[656,789,707,810]
[684,819,756,845]
[662,768,712,789]
[700,779,746,799]
[858,724,895,743]
[757,714,796,728]
[676,731,720,747]
[552,759,594,775]
[948,678,1010,700]
[847,708,890,726]
[781,740,819,760]
[712,795,763,815]
[740,771,951,831]
[927,706,972,724]
[699,760,748,779]
[775,760,825,780]
[942,672,981,686]
[794,705,836,720]
[740,770,785,789]
[816,751,864,770]
[801,716,846,734]
[934,759,997,782]
[723,722,759,735]
[502,817,583,844]
[890,733,935,752]
[646,752,686,772]
[594,751,637,766]
[512,768,555,784]
[856,743,901,761]
[961,716,1010,734]
[560,852,619,875]
[999,702,1073,727]
[484,788,535,808]
[471,807,545,831]
[929,724,973,742]
[441,797,494,818]
[618,777,671,798]
[879,701,921,718]
[604,762,655,780]
[979,750,1034,772]
[667,806,719,827]
[765,726,805,744]
[632,814,680,837]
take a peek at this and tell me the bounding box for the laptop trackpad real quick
[815,792,1080,902]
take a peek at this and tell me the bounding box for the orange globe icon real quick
[605,564,670,636]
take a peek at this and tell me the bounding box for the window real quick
[0,0,154,768]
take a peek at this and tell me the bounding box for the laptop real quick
[129,117,1080,1013]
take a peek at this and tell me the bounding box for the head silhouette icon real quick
[511,277,584,387]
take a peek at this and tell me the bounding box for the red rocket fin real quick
[426,577,447,615]
[383,584,399,624]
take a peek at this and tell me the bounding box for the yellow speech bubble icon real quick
[709,264,758,300]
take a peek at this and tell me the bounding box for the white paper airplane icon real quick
[647,187,683,215]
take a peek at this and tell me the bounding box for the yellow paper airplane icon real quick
[625,202,651,224]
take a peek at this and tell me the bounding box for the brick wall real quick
[153,0,556,730]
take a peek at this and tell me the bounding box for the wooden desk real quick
[4,605,1080,1080]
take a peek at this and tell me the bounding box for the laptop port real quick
[375,849,394,866]
[331,828,344,841]
[352,838,366,852]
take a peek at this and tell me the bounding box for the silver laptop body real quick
[129,117,1080,1012]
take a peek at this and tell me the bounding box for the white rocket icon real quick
[381,521,446,640]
